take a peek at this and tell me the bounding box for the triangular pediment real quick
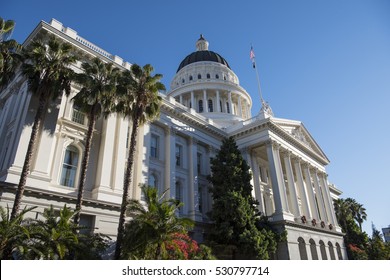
[271,117,329,163]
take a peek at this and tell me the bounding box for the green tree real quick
[10,36,78,220]
[345,198,367,232]
[207,137,278,259]
[121,185,193,260]
[114,64,165,259]
[0,206,36,259]
[367,224,390,260]
[0,17,21,88]
[72,57,120,225]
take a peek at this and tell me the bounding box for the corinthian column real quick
[292,157,311,219]
[302,163,319,220]
[282,151,300,218]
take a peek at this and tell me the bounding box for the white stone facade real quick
[0,19,347,259]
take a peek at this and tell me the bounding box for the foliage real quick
[72,57,120,225]
[0,205,36,259]
[366,224,390,260]
[122,185,193,260]
[0,17,21,88]
[10,35,78,220]
[114,64,165,259]
[207,137,280,259]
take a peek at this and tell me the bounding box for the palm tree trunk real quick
[10,92,47,220]
[73,105,96,226]
[114,115,140,260]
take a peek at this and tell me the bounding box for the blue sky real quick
[3,0,390,235]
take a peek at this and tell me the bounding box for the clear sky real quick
[3,0,390,236]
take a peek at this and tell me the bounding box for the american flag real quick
[250,46,256,68]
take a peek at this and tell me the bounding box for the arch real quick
[328,241,336,260]
[309,239,319,260]
[319,240,327,260]
[336,242,343,260]
[298,237,308,260]
[198,100,203,113]
[60,145,80,188]
[208,99,213,112]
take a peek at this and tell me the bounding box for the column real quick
[266,141,293,220]
[302,163,319,220]
[216,90,220,112]
[282,151,300,218]
[164,126,176,199]
[179,95,183,105]
[188,137,201,220]
[190,91,194,109]
[203,90,207,112]
[319,173,337,225]
[311,168,327,222]
[292,157,311,219]
[250,151,265,214]
[228,91,232,114]
[238,95,242,117]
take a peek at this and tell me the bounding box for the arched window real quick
[309,239,319,260]
[298,237,308,260]
[182,78,185,83]
[199,100,203,113]
[206,73,210,79]
[149,173,158,189]
[328,241,336,260]
[208,99,213,112]
[189,75,193,81]
[198,74,202,79]
[60,146,79,188]
[319,240,327,260]
[219,100,223,112]
[215,74,219,79]
[336,243,343,260]
[226,102,230,114]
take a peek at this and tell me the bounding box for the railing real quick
[72,109,86,125]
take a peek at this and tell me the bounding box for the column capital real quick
[281,149,292,158]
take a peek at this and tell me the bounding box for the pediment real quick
[271,117,329,163]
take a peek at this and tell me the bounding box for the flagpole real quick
[250,45,273,116]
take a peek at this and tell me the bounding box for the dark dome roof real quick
[177,50,231,72]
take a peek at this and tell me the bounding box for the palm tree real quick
[72,57,120,226]
[114,64,165,259]
[122,185,193,259]
[10,36,78,220]
[0,17,21,88]
[0,206,36,259]
[334,198,352,233]
[346,198,367,231]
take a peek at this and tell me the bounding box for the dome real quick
[176,35,231,72]
[176,50,231,72]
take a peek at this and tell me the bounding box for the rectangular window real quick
[198,185,203,213]
[150,134,159,159]
[72,106,86,125]
[175,145,182,167]
[197,152,202,174]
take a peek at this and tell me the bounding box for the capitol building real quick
[0,19,347,260]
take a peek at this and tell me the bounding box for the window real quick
[182,78,185,83]
[72,105,85,125]
[328,242,336,260]
[208,99,213,112]
[219,100,222,112]
[149,173,158,189]
[298,237,308,260]
[197,153,202,174]
[215,74,219,79]
[319,240,327,260]
[150,134,159,159]
[309,239,319,260]
[226,102,230,114]
[189,75,193,81]
[198,100,203,113]
[60,146,79,187]
[206,73,210,79]
[198,74,202,79]
[336,243,343,260]
[175,145,182,167]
